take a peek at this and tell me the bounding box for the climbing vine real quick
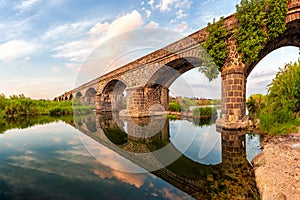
[236,0,288,64]
[199,0,289,80]
[200,17,230,81]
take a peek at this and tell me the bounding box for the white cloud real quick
[89,22,109,36]
[156,0,191,12]
[44,21,96,41]
[107,10,144,37]
[90,10,144,39]
[175,0,192,9]
[0,40,38,61]
[15,0,41,11]
[145,9,152,18]
[176,21,188,33]
[170,19,176,24]
[145,21,159,28]
[148,0,155,6]
[176,9,186,19]
[45,10,145,64]
[201,0,213,6]
[89,10,145,48]
[157,0,176,11]
[52,39,92,62]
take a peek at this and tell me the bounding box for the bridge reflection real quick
[74,113,259,199]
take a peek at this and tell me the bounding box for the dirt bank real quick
[253,129,300,200]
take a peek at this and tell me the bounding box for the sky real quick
[0,0,299,99]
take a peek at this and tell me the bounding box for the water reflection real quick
[0,117,190,200]
[74,112,260,199]
[0,114,260,199]
[0,115,73,134]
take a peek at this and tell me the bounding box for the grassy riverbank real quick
[0,94,93,119]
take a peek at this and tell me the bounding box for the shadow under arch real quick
[84,87,97,106]
[98,79,127,112]
[147,56,204,88]
[75,91,82,99]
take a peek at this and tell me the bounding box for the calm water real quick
[0,114,261,199]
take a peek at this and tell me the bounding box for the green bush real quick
[192,107,217,118]
[168,101,181,112]
[165,114,180,120]
[259,108,297,135]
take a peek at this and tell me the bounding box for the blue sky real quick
[0,0,299,99]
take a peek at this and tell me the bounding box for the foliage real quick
[265,0,289,39]
[236,0,288,64]
[293,67,300,111]
[246,94,265,117]
[267,61,300,112]
[72,98,95,115]
[165,114,180,120]
[259,108,297,135]
[180,97,192,111]
[168,98,192,112]
[257,61,300,135]
[0,94,73,118]
[192,106,218,118]
[192,117,216,127]
[168,101,181,112]
[200,17,230,81]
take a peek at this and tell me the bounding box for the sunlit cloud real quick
[0,40,39,61]
[176,9,187,19]
[156,0,192,12]
[94,168,146,188]
[148,0,155,6]
[175,21,188,33]
[161,187,188,200]
[145,21,159,28]
[156,0,176,11]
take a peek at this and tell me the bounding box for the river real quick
[0,114,261,199]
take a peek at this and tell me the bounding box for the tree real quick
[246,94,265,118]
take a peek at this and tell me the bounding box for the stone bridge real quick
[72,113,258,199]
[56,0,300,129]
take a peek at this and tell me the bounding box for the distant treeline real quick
[168,97,220,112]
[0,94,93,119]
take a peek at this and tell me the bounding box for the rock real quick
[253,134,300,200]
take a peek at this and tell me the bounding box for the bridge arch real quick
[141,56,204,112]
[148,57,203,88]
[75,92,83,99]
[85,87,96,106]
[98,79,127,112]
[245,19,300,77]
[218,15,300,129]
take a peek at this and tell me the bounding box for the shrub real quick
[259,108,297,135]
[168,101,181,112]
[192,107,217,118]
